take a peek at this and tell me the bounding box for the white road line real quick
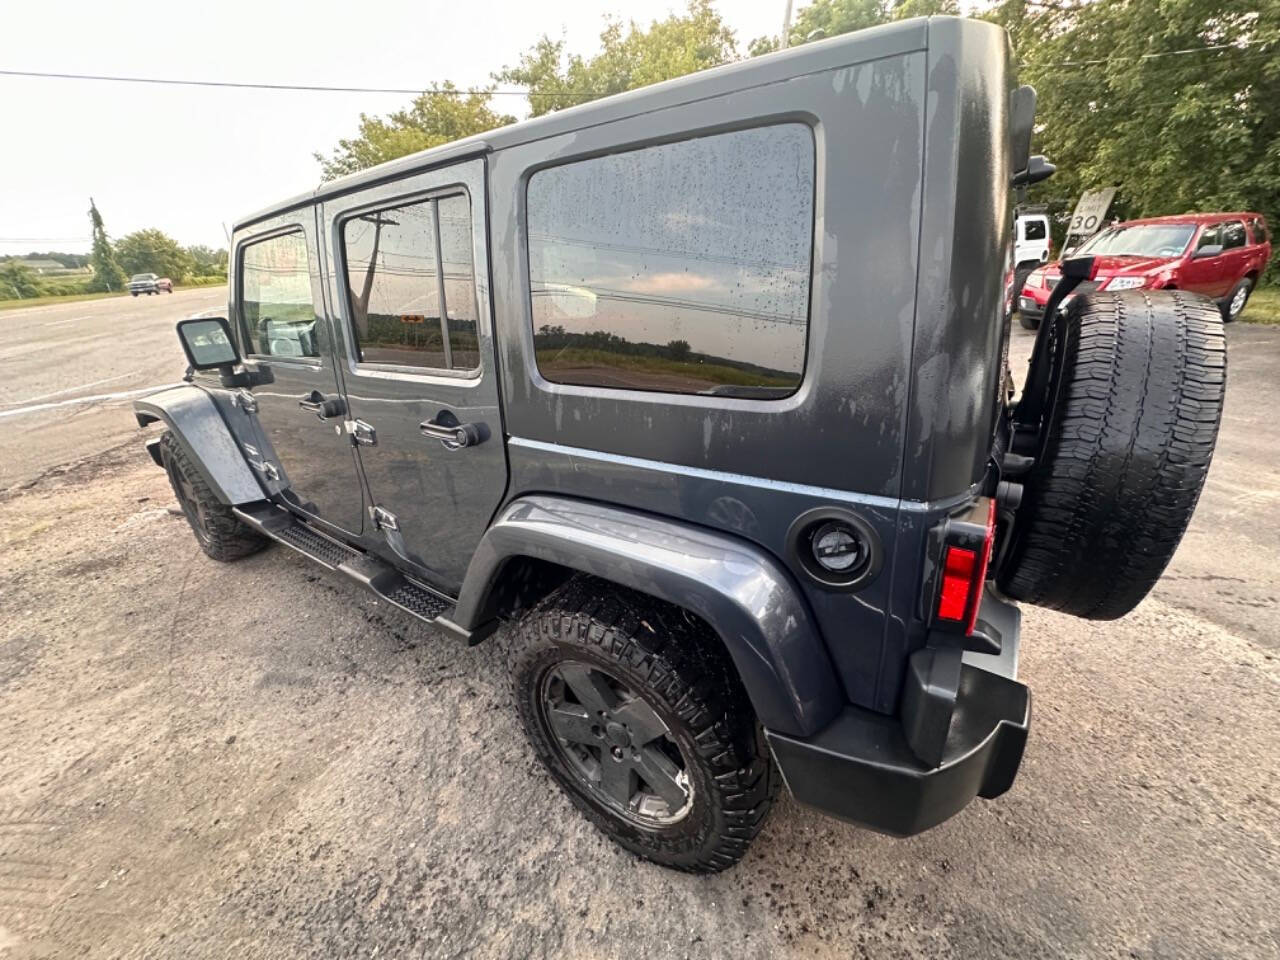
[3,370,141,406]
[0,383,182,421]
[43,317,80,326]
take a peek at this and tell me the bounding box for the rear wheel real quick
[999,290,1226,619]
[508,576,777,873]
[160,432,268,562]
[1018,311,1039,330]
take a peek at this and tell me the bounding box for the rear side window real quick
[525,124,815,398]
[1023,219,1047,241]
[1222,221,1247,250]
[340,193,478,373]
[240,231,322,359]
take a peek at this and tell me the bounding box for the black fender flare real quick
[133,385,263,505]
[452,495,844,737]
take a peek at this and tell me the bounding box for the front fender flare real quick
[133,385,262,505]
[454,495,844,737]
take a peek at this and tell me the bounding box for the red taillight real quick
[934,499,997,635]
[937,547,977,621]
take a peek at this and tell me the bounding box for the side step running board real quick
[233,501,486,643]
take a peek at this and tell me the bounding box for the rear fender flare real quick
[454,495,844,737]
[133,385,263,505]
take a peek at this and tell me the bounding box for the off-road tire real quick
[159,432,268,562]
[508,576,778,873]
[999,290,1226,619]
[1221,277,1252,322]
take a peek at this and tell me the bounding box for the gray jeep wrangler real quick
[136,17,1226,872]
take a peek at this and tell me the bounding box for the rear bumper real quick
[766,590,1029,836]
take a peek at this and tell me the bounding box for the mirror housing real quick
[176,317,240,371]
[1193,244,1223,259]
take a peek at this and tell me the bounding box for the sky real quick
[0,0,803,256]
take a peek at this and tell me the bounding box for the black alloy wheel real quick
[539,660,693,826]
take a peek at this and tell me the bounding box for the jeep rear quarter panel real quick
[486,17,1012,715]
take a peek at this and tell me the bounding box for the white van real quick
[1015,212,1051,263]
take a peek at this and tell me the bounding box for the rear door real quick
[231,212,365,535]
[319,158,507,591]
[1219,219,1251,291]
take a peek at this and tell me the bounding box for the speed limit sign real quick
[1069,187,1118,237]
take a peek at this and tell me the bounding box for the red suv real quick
[1019,212,1271,327]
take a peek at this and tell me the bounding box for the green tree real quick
[87,198,126,293]
[750,0,957,53]
[1017,0,1279,263]
[316,83,516,180]
[115,229,195,282]
[0,260,43,299]
[495,0,737,117]
[186,244,229,276]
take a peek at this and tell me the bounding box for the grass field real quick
[1241,286,1280,324]
[0,279,225,312]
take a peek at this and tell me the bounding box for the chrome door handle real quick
[420,417,486,449]
[298,391,345,420]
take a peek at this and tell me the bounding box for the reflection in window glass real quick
[241,232,321,358]
[437,195,480,370]
[1197,225,1222,250]
[526,124,815,397]
[343,199,445,368]
[342,194,478,371]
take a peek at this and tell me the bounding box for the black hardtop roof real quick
[233,16,958,232]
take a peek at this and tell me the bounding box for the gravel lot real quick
[1,306,1278,959]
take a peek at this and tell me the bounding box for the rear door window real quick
[1222,221,1247,250]
[340,193,478,373]
[1023,219,1047,241]
[1248,218,1268,245]
[525,123,815,398]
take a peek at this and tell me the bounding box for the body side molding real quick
[453,495,844,737]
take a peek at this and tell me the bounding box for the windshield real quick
[131,274,156,281]
[1075,224,1195,258]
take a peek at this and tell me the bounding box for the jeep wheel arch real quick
[454,496,845,738]
[134,385,264,505]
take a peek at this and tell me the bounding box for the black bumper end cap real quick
[766,665,1030,837]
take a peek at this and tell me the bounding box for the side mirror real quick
[176,317,240,370]
[1193,244,1223,259]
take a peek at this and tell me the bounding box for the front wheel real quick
[1221,277,1252,322]
[508,577,777,873]
[160,432,268,562]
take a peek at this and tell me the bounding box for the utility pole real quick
[781,0,794,48]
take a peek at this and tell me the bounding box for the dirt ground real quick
[1,324,1279,958]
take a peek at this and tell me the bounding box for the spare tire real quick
[998,290,1226,619]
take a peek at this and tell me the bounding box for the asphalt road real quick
[0,288,225,488]
[0,298,1277,959]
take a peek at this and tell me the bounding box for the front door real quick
[1182,223,1228,298]
[319,158,507,591]
[231,214,365,535]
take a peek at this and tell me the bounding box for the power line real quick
[1026,38,1272,69]
[3,37,1271,98]
[0,68,595,98]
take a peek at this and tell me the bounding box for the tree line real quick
[1,199,228,299]
[316,0,1277,283]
